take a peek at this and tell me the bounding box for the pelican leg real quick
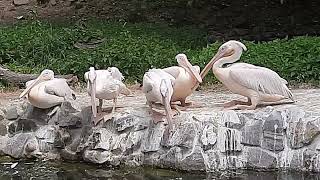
[180,99,193,107]
[226,97,259,110]
[223,98,251,108]
[152,116,165,124]
[98,99,103,113]
[47,106,60,118]
[146,101,168,124]
[171,104,181,116]
[102,98,118,123]
[260,94,286,102]
[227,104,254,110]
[112,98,117,114]
[179,99,203,108]
[145,101,163,123]
[93,117,104,126]
[92,99,106,126]
[146,101,154,113]
[259,94,295,106]
[145,101,153,115]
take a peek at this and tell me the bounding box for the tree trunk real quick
[0,65,78,87]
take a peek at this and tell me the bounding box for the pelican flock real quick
[18,40,295,127]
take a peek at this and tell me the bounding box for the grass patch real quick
[1,20,320,87]
[0,20,206,82]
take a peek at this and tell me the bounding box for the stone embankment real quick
[0,89,320,172]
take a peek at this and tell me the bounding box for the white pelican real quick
[142,68,175,130]
[19,69,76,109]
[162,53,202,106]
[84,67,131,125]
[200,40,294,110]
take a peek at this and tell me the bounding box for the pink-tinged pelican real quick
[19,69,76,109]
[162,53,202,106]
[200,40,294,110]
[142,68,175,130]
[84,67,131,125]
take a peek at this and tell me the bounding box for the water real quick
[1,158,320,180]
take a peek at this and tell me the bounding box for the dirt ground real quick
[1,86,320,117]
[0,0,74,24]
[1,0,319,41]
[0,81,316,107]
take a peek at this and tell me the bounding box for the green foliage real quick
[0,20,320,85]
[0,20,206,82]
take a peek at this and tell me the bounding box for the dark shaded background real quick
[74,0,320,41]
[1,0,319,41]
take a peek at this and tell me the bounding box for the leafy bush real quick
[1,20,319,85]
[0,20,206,82]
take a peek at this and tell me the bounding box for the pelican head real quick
[87,67,97,118]
[19,69,54,98]
[214,40,247,63]
[107,67,124,81]
[200,40,247,78]
[175,53,202,83]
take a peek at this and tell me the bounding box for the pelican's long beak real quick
[200,50,225,79]
[19,77,42,99]
[185,59,202,83]
[88,68,97,118]
[160,79,173,131]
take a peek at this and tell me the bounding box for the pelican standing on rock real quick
[19,69,76,110]
[84,67,131,125]
[142,68,175,130]
[200,40,294,110]
[162,53,202,107]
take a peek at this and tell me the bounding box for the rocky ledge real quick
[1,89,320,172]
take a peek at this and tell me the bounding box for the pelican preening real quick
[200,40,294,110]
[142,53,202,131]
[19,40,296,128]
[163,54,202,106]
[84,67,131,125]
[19,69,76,109]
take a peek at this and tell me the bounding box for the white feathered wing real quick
[229,63,294,100]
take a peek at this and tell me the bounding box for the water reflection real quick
[0,160,320,180]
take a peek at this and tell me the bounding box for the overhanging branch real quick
[0,65,78,87]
